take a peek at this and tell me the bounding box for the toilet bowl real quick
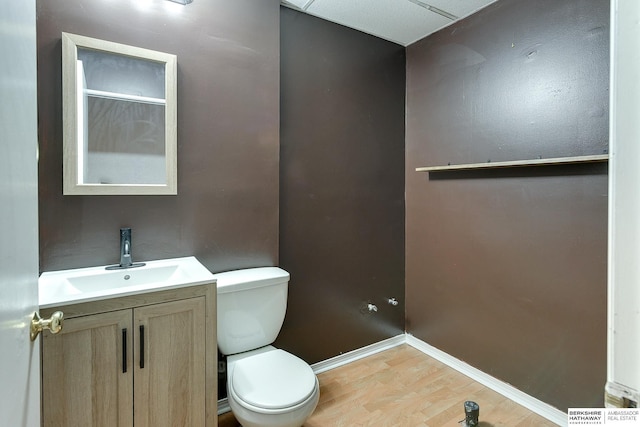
[215,267,320,427]
[226,346,320,427]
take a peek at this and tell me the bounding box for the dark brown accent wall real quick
[37,0,280,274]
[405,0,609,411]
[277,8,406,363]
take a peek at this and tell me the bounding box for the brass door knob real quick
[30,311,64,341]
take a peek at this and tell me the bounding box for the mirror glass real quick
[62,33,177,195]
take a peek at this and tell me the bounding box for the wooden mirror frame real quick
[62,32,177,195]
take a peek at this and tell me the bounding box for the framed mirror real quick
[62,32,177,195]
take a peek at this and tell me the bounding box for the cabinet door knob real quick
[30,311,64,341]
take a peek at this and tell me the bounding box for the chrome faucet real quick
[106,227,145,270]
[120,228,133,268]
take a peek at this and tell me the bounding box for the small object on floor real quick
[458,400,480,427]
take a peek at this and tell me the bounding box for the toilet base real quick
[228,387,319,427]
[226,346,320,427]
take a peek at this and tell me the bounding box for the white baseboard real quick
[405,334,567,426]
[218,333,567,426]
[217,398,230,415]
[310,334,406,374]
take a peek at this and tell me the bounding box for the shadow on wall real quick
[276,6,406,364]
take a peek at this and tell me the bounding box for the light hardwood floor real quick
[218,344,560,427]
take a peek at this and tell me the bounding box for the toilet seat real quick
[230,349,316,410]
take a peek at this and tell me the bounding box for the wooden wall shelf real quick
[415,154,609,172]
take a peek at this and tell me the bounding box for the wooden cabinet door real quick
[134,298,206,427]
[42,309,133,427]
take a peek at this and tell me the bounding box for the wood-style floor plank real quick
[218,344,560,427]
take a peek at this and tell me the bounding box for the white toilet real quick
[215,267,320,427]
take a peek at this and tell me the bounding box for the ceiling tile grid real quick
[427,0,498,19]
[281,0,499,46]
[305,0,451,46]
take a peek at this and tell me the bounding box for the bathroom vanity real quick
[38,258,217,427]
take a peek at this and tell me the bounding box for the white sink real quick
[39,256,215,308]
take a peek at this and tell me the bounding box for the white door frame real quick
[606,0,640,407]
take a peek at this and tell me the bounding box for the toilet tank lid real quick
[214,267,290,294]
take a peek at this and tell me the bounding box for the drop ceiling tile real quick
[282,0,309,9]
[423,0,498,20]
[306,0,452,45]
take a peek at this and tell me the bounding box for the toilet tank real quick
[215,267,289,355]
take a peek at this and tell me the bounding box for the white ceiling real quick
[281,0,499,46]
